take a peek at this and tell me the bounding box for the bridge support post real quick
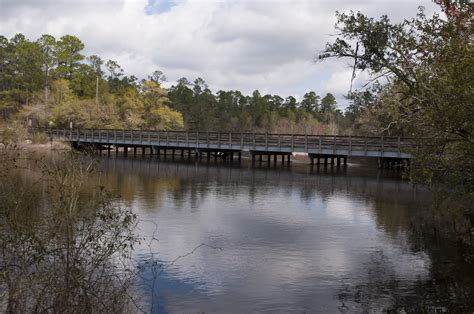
[124,146,128,157]
[115,146,119,156]
[133,147,137,157]
[287,154,291,164]
[238,152,242,161]
[230,152,234,160]
[181,149,184,158]
[150,146,153,156]
[267,154,271,163]
[172,149,175,158]
[259,154,262,163]
[343,157,347,167]
[142,146,145,156]
[337,157,341,167]
[324,157,328,165]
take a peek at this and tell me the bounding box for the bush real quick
[0,128,23,144]
[32,132,49,144]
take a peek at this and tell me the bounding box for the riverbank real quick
[0,141,71,151]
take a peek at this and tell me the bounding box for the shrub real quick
[32,132,49,144]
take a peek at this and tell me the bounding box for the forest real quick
[0,33,361,135]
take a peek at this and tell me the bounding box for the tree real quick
[320,93,337,123]
[10,36,44,105]
[283,96,298,112]
[319,2,474,243]
[149,70,167,84]
[105,60,124,80]
[55,35,85,79]
[141,80,184,130]
[37,34,56,106]
[300,91,320,114]
[87,55,104,77]
[0,149,139,312]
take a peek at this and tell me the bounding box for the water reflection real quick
[96,157,471,312]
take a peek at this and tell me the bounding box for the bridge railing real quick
[32,127,424,154]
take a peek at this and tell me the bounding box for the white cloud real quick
[0,0,439,107]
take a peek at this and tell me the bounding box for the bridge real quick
[35,128,420,167]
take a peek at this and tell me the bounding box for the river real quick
[90,156,472,313]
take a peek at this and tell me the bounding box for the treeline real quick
[167,78,351,133]
[0,33,183,131]
[0,33,362,134]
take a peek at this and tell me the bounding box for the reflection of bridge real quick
[36,128,420,167]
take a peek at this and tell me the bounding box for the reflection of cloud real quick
[131,181,430,312]
[324,193,374,224]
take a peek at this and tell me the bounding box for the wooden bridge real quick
[35,128,420,167]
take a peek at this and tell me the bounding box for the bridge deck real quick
[37,128,419,159]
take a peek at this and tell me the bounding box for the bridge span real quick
[35,128,419,167]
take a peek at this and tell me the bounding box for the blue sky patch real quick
[145,0,175,15]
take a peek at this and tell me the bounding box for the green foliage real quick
[32,132,49,144]
[54,35,85,79]
[167,78,343,134]
[319,2,474,243]
[0,128,18,144]
[0,32,348,134]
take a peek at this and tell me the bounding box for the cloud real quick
[0,0,439,107]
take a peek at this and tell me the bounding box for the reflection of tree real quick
[337,239,474,312]
[338,250,399,312]
[52,156,473,312]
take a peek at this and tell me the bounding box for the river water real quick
[93,156,473,313]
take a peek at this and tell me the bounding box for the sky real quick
[0,0,439,108]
